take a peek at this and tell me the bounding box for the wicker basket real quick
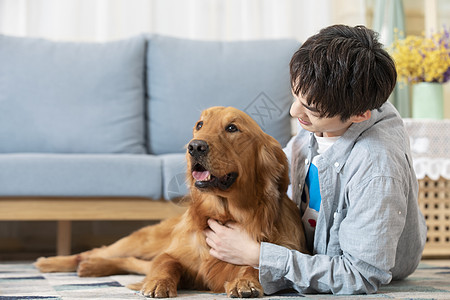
[418,176,450,257]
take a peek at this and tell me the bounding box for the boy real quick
[204,24,427,294]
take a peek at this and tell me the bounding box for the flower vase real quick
[412,82,444,119]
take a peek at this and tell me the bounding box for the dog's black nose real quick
[188,140,209,157]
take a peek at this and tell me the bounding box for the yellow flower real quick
[389,28,450,83]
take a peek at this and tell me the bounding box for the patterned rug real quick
[0,260,449,299]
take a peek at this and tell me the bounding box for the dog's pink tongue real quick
[192,170,210,181]
[192,171,209,181]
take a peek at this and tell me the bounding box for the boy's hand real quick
[204,219,260,268]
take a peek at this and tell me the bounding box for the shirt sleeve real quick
[282,134,296,166]
[258,176,407,295]
[283,134,297,199]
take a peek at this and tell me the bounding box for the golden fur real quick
[35,106,307,298]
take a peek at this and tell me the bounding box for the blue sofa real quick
[0,34,298,254]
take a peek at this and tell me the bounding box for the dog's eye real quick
[196,121,203,130]
[225,124,239,133]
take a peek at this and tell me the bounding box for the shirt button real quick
[305,159,309,165]
[334,162,340,168]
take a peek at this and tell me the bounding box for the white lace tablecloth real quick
[403,119,450,180]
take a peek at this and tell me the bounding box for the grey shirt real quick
[258,102,427,295]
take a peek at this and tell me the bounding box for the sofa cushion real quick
[147,35,299,155]
[160,153,189,200]
[0,154,162,198]
[0,35,146,154]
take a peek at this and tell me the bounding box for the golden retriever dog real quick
[35,106,307,298]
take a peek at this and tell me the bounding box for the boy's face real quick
[290,93,357,138]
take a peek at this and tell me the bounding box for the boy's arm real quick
[260,175,408,295]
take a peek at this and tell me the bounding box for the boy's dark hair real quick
[290,24,397,121]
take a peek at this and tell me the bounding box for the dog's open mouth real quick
[192,163,238,191]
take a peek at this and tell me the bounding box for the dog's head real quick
[186,106,289,201]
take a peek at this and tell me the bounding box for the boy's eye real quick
[225,124,239,133]
[196,121,203,130]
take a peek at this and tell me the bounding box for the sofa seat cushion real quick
[147,35,299,155]
[160,153,189,200]
[0,35,147,154]
[0,154,162,198]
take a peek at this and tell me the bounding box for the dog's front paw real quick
[140,278,177,298]
[225,278,263,298]
[34,256,78,273]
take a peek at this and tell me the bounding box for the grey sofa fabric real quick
[0,153,162,198]
[0,34,147,154]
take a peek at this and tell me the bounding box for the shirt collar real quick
[310,102,396,172]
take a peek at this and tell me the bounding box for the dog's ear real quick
[256,136,290,199]
[253,135,290,240]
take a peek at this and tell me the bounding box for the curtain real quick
[0,0,341,42]
[373,0,410,117]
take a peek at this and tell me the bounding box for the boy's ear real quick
[350,110,371,123]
